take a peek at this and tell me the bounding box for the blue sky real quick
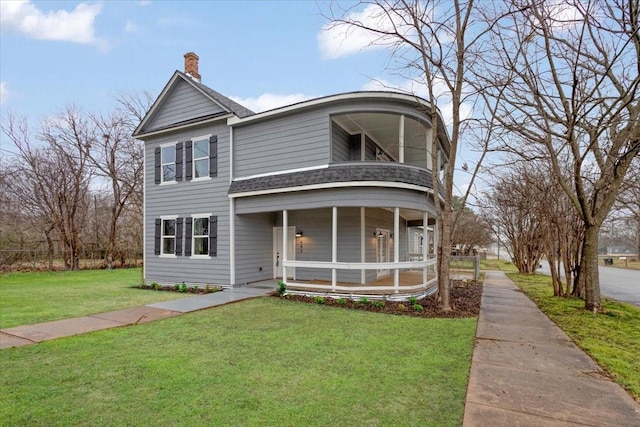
[1,0,478,194]
[0,1,401,119]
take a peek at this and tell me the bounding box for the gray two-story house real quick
[134,52,450,299]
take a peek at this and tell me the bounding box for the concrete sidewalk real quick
[0,282,275,349]
[463,271,640,426]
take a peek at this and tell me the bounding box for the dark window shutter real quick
[185,217,193,256]
[209,216,217,256]
[154,147,161,184]
[185,141,193,181]
[209,135,218,178]
[175,142,183,181]
[176,217,183,256]
[154,219,161,255]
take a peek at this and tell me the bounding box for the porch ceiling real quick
[333,112,429,163]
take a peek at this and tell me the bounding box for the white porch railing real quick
[282,258,437,293]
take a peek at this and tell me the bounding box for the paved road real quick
[538,260,640,306]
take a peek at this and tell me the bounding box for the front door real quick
[274,226,296,279]
[376,228,390,277]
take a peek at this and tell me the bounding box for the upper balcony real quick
[230,92,450,181]
[331,111,442,171]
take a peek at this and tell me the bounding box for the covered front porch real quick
[277,206,438,300]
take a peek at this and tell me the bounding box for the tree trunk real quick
[438,216,452,310]
[579,224,601,312]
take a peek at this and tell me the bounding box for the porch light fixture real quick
[375,231,384,238]
[295,228,303,237]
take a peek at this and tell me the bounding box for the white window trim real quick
[160,215,178,258]
[191,213,212,259]
[191,134,212,182]
[160,142,178,185]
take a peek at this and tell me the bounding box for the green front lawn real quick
[0,298,477,426]
[0,269,189,328]
[507,272,640,401]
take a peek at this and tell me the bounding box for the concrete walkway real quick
[463,271,640,426]
[0,282,275,349]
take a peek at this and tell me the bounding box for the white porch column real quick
[399,114,405,164]
[423,211,428,285]
[230,198,235,286]
[282,209,288,283]
[361,207,365,284]
[426,128,433,170]
[434,213,439,282]
[332,206,338,290]
[394,207,400,291]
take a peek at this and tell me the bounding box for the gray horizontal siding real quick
[143,122,231,286]
[331,122,351,162]
[234,212,276,284]
[148,80,226,132]
[235,187,435,215]
[233,110,330,177]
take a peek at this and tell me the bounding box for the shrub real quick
[314,296,325,305]
[179,283,188,293]
[408,296,418,305]
[337,298,346,305]
[359,297,369,305]
[173,283,180,291]
[277,281,287,297]
[412,304,424,312]
[371,300,385,308]
[397,304,407,311]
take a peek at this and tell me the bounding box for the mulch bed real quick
[273,280,483,318]
[134,283,222,295]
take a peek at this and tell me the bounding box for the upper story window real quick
[193,138,209,179]
[154,143,183,184]
[186,135,218,181]
[162,145,176,182]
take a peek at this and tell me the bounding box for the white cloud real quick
[124,20,138,33]
[0,82,8,105]
[229,93,316,113]
[318,4,407,59]
[0,1,102,44]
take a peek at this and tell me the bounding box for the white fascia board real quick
[229,181,434,198]
[227,92,443,126]
[233,164,329,181]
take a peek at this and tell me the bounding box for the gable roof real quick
[133,70,254,137]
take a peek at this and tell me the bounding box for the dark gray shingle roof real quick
[229,163,440,195]
[179,71,255,118]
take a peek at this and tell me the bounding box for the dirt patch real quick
[273,280,482,318]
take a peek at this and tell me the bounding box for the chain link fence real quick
[0,249,143,272]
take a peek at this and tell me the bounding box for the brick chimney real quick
[184,52,201,82]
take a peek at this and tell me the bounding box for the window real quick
[161,146,176,182]
[192,217,209,255]
[185,215,217,257]
[193,138,209,179]
[161,218,176,255]
[154,143,183,184]
[186,135,217,181]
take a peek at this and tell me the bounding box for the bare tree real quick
[480,0,640,311]
[325,0,507,309]
[85,109,144,268]
[451,197,493,255]
[483,163,546,274]
[2,110,93,270]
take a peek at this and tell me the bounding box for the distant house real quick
[133,52,451,298]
